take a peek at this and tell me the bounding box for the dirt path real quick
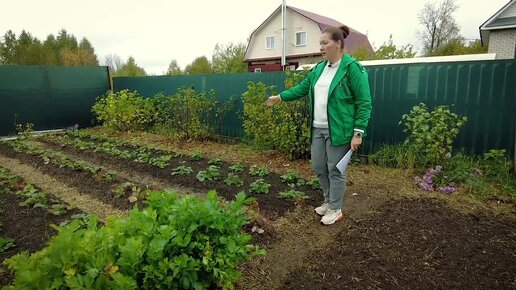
[0,155,127,220]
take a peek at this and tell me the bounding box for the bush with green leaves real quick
[401,103,467,166]
[3,190,264,290]
[241,69,311,160]
[152,88,232,140]
[91,90,155,131]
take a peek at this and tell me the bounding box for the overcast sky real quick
[1,0,509,74]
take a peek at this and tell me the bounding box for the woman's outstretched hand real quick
[267,95,281,107]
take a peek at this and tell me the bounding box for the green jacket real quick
[280,54,373,146]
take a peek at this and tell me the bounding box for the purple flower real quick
[435,165,443,172]
[439,186,456,194]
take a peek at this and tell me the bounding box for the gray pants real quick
[311,128,350,210]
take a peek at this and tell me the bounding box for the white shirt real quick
[313,59,341,128]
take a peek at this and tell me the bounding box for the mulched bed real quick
[41,136,325,219]
[0,144,143,210]
[0,193,82,286]
[281,197,516,289]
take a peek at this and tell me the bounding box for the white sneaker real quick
[315,203,330,216]
[321,209,344,225]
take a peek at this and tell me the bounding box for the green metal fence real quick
[0,65,110,136]
[113,60,516,158]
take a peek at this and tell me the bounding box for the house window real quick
[266,36,274,49]
[296,32,307,46]
[254,68,262,73]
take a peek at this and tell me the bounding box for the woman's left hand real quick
[351,136,362,151]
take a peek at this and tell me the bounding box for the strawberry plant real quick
[250,179,271,194]
[224,173,244,187]
[4,190,265,289]
[49,204,67,216]
[0,237,15,253]
[103,171,118,182]
[191,150,203,161]
[229,162,245,173]
[171,166,194,176]
[306,178,321,189]
[197,165,221,182]
[280,170,301,185]
[112,182,138,198]
[279,189,309,200]
[249,166,269,177]
[208,158,223,166]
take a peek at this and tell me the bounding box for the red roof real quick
[288,6,373,53]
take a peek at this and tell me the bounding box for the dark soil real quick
[0,144,143,210]
[0,193,82,286]
[281,197,516,289]
[41,136,324,219]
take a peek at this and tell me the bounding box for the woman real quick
[267,25,372,225]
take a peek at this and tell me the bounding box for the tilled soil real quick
[280,197,516,290]
[0,193,82,286]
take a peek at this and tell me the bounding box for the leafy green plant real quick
[15,122,34,139]
[249,166,269,177]
[224,173,244,187]
[0,237,15,253]
[171,166,194,176]
[401,103,467,166]
[229,163,245,173]
[152,88,232,140]
[208,158,223,166]
[92,90,156,131]
[250,179,271,194]
[196,165,221,182]
[279,190,309,200]
[103,171,118,182]
[49,204,67,216]
[480,149,512,179]
[4,190,264,289]
[112,182,138,198]
[306,178,320,190]
[191,150,203,161]
[280,170,301,185]
[241,70,311,160]
[17,184,47,208]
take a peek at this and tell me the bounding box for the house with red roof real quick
[244,5,373,72]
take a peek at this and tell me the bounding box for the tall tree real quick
[418,0,460,55]
[103,54,123,73]
[211,42,247,73]
[166,59,182,75]
[184,56,212,75]
[0,30,18,64]
[113,56,147,77]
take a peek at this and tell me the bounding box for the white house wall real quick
[246,8,322,60]
[498,2,516,18]
[488,29,516,59]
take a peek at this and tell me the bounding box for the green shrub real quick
[401,103,467,166]
[91,90,155,131]
[241,69,311,160]
[4,190,264,289]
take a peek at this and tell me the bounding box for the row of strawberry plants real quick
[0,166,87,286]
[48,133,322,201]
[1,141,148,209]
